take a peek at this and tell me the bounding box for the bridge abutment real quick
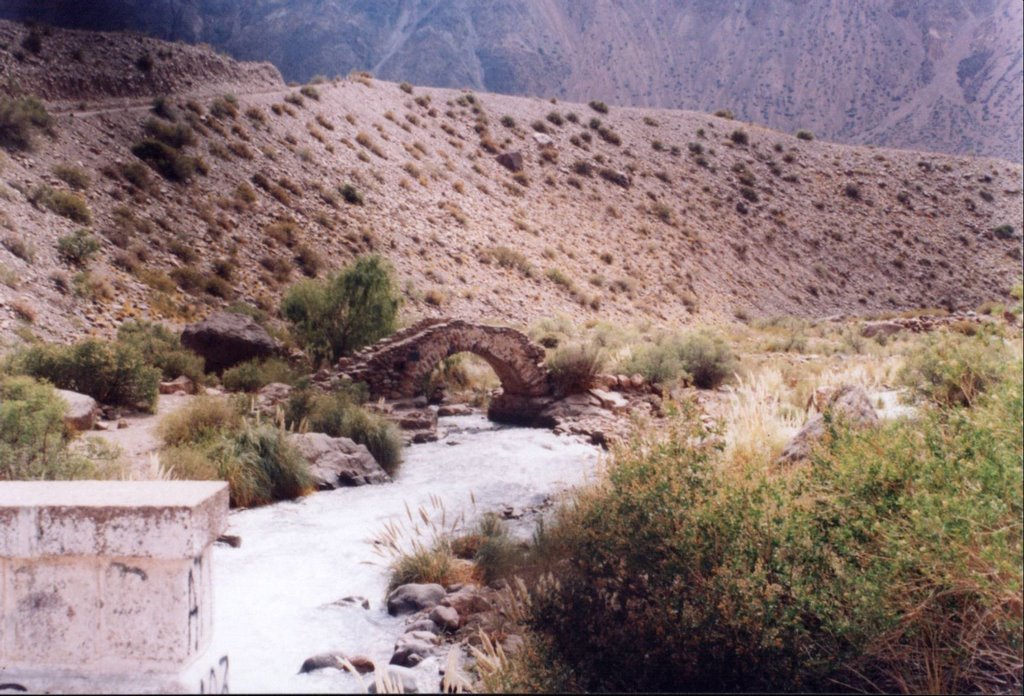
[0,481,229,694]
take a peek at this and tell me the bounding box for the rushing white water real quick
[209,415,601,693]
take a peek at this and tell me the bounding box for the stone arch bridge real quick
[336,319,552,423]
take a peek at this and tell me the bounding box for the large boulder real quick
[180,312,280,373]
[56,389,100,431]
[779,385,880,464]
[386,583,446,616]
[289,432,389,488]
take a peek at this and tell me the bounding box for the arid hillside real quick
[2,0,1021,161]
[0,21,1021,345]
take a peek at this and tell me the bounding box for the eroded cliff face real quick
[2,0,1021,160]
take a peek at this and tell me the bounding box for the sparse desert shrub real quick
[546,111,564,126]
[500,115,516,128]
[144,118,196,148]
[14,339,160,411]
[993,224,1015,240]
[220,358,297,393]
[53,164,91,191]
[898,332,1009,408]
[714,108,735,119]
[300,85,320,100]
[3,236,35,263]
[0,376,95,480]
[340,183,364,205]
[729,128,749,145]
[0,96,53,151]
[399,81,414,94]
[209,95,239,119]
[295,244,323,277]
[844,182,861,199]
[546,342,605,396]
[795,129,814,141]
[131,139,196,182]
[596,127,621,146]
[588,100,609,114]
[29,185,92,223]
[484,246,535,278]
[281,255,401,364]
[56,229,100,266]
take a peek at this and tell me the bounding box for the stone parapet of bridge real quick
[0,481,230,694]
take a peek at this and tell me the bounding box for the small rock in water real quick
[330,595,370,610]
[215,534,242,548]
[404,619,439,634]
[390,636,435,667]
[299,651,349,673]
[387,583,446,616]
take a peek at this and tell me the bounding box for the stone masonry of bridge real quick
[336,319,553,422]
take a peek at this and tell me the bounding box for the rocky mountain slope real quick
[1,1,1021,161]
[0,20,1020,345]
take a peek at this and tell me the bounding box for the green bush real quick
[0,96,53,151]
[221,358,297,393]
[624,331,736,388]
[117,320,205,384]
[53,164,91,191]
[281,255,400,365]
[144,118,196,148]
[159,396,243,447]
[164,422,311,508]
[588,100,609,114]
[29,185,92,224]
[388,543,456,592]
[546,342,605,396]
[15,340,160,411]
[898,332,1009,407]
[0,376,93,480]
[56,229,100,266]
[528,368,1023,692]
[795,129,814,141]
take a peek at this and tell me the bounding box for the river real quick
[209,414,601,693]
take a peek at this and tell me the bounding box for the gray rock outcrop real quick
[180,312,280,373]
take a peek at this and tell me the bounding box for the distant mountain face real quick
[2,0,1022,161]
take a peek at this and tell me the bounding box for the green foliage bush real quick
[117,320,205,384]
[0,96,53,151]
[53,164,91,191]
[546,342,605,396]
[281,255,400,365]
[898,332,1009,407]
[221,358,297,393]
[131,139,196,182]
[624,331,736,388]
[0,376,93,480]
[159,396,243,447]
[529,368,1023,692]
[164,419,311,508]
[15,340,160,411]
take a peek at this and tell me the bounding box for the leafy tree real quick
[281,255,400,364]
